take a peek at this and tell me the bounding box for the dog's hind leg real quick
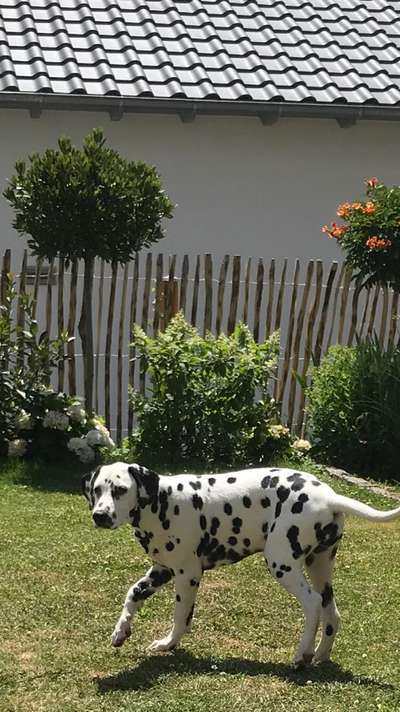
[264,538,321,667]
[148,567,202,652]
[111,564,172,647]
[305,547,341,663]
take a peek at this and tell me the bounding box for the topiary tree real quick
[4,128,174,412]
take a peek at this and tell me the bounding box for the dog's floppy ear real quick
[128,464,159,500]
[81,466,100,507]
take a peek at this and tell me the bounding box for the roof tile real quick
[0,0,399,105]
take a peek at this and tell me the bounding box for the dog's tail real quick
[332,494,400,522]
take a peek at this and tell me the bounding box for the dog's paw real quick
[147,635,177,653]
[293,652,314,669]
[111,619,131,648]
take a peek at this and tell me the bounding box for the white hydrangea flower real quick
[67,437,95,463]
[292,438,312,452]
[8,438,27,457]
[86,424,114,449]
[67,403,87,424]
[15,409,33,431]
[268,424,290,439]
[42,410,70,431]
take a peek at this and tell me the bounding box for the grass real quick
[1,457,400,711]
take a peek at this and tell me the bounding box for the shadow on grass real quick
[0,457,86,494]
[95,648,394,693]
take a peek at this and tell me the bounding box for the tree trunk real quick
[78,256,94,414]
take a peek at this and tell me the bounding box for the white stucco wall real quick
[0,108,399,265]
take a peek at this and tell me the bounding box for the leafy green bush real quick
[0,277,113,462]
[129,313,286,468]
[306,337,400,479]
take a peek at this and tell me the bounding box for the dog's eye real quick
[94,486,102,497]
[114,486,128,497]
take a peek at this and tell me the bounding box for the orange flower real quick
[366,236,392,249]
[365,177,379,190]
[363,201,376,214]
[351,202,363,210]
[322,222,348,239]
[336,202,351,218]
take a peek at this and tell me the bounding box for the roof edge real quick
[0,92,400,122]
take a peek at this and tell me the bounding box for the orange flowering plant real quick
[322,178,400,291]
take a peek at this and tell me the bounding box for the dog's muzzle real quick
[93,511,113,528]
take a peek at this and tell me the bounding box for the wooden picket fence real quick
[1,248,399,441]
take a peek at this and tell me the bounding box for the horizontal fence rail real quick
[2,249,399,440]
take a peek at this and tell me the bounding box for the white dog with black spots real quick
[82,463,400,667]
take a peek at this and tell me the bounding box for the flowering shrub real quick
[0,275,113,463]
[6,389,114,463]
[323,177,400,291]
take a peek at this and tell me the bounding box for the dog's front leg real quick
[148,570,202,652]
[111,564,172,647]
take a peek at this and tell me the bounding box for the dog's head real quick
[81,462,159,529]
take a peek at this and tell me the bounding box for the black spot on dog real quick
[177,483,184,491]
[287,525,310,560]
[150,568,172,587]
[162,520,170,530]
[228,536,237,546]
[189,481,202,491]
[232,517,242,534]
[210,517,220,535]
[261,475,270,488]
[129,507,141,527]
[200,515,207,530]
[243,538,251,547]
[321,583,334,608]
[305,553,315,567]
[280,564,292,572]
[167,486,173,495]
[208,478,216,486]
[331,546,338,559]
[275,486,290,518]
[272,562,277,569]
[192,494,203,510]
[131,580,153,602]
[174,505,180,516]
[314,521,341,554]
[262,522,269,534]
[190,578,199,587]
[291,493,309,514]
[158,490,169,523]
[226,549,242,563]
[176,594,181,602]
[227,477,236,484]
[179,569,184,575]
[270,476,280,488]
[326,624,334,636]
[270,522,276,533]
[166,541,175,552]
[224,503,233,516]
[287,472,307,492]
[276,570,284,578]
[153,548,159,555]
[312,480,322,487]
[243,496,252,508]
[261,497,271,508]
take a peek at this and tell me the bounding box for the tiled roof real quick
[1,0,400,106]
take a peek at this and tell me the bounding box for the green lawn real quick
[1,460,399,712]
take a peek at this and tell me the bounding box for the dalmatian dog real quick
[82,462,400,667]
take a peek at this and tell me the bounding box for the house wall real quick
[0,108,399,264]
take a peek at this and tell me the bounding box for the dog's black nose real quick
[93,511,113,528]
